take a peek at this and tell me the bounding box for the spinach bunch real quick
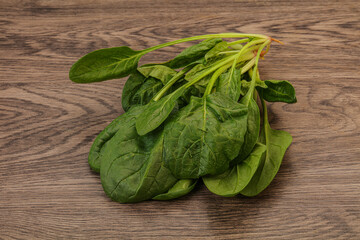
[70,33,296,203]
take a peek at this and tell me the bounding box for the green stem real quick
[217,43,265,57]
[159,56,235,102]
[234,38,267,60]
[142,33,269,54]
[252,40,271,76]
[262,98,268,125]
[204,41,264,96]
[184,39,268,89]
[183,55,236,89]
[242,40,271,105]
[261,97,269,145]
[204,62,233,96]
[253,88,258,101]
[217,50,241,55]
[227,38,250,46]
[153,37,271,101]
[241,58,256,74]
[195,39,270,96]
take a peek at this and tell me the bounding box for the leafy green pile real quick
[69,33,296,203]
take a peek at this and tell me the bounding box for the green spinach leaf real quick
[240,78,267,96]
[88,114,128,173]
[163,92,248,179]
[240,100,292,196]
[233,97,260,162]
[257,80,297,103]
[122,71,147,112]
[216,66,242,101]
[204,41,229,64]
[153,179,197,200]
[135,88,185,136]
[203,143,266,197]
[137,65,177,84]
[184,64,210,86]
[70,47,144,83]
[100,106,177,203]
[166,38,222,69]
[126,78,164,111]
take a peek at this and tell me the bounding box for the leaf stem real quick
[153,37,272,102]
[227,38,250,46]
[183,55,236,89]
[204,62,233,96]
[142,33,269,54]
[203,49,258,96]
[241,58,256,74]
[261,97,270,144]
[241,40,271,105]
[185,39,268,89]
[217,50,241,55]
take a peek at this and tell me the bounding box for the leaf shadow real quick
[203,152,293,237]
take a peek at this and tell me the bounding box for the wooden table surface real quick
[1,1,359,239]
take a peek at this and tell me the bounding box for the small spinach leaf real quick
[203,143,266,197]
[167,38,222,69]
[127,78,163,110]
[153,179,197,200]
[216,66,242,101]
[70,47,143,83]
[122,71,147,112]
[137,65,177,84]
[135,88,186,136]
[257,80,297,103]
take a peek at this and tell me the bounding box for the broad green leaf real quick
[163,92,248,179]
[216,67,242,101]
[100,106,177,203]
[240,113,292,196]
[153,179,197,200]
[135,88,186,136]
[122,71,147,112]
[69,46,144,83]
[167,38,222,69]
[203,143,266,197]
[257,80,297,103]
[137,65,177,84]
[88,114,128,173]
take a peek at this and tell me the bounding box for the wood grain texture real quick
[1,0,360,239]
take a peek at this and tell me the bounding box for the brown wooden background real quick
[1,0,359,239]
